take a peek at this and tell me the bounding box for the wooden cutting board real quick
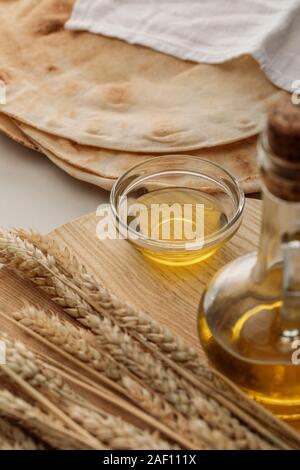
[52,198,262,361]
[0,199,261,364]
[3,198,300,439]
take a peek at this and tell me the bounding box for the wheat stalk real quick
[0,231,289,449]
[43,358,201,451]
[0,231,213,418]
[10,306,212,449]
[0,436,28,450]
[0,232,225,448]
[5,336,173,450]
[13,304,178,403]
[16,229,200,369]
[13,304,122,381]
[88,315,274,450]
[0,388,93,450]
[0,417,45,450]
[1,333,80,402]
[14,229,300,449]
[0,437,24,450]
[0,316,198,451]
[0,316,181,453]
[11,307,198,442]
[12,305,173,416]
[17,230,299,446]
[13,302,241,448]
[37,376,177,450]
[64,401,176,450]
[0,332,107,449]
[47,299,265,450]
[1,330,199,449]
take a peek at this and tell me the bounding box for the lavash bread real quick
[0,0,287,193]
[17,121,260,190]
[0,0,283,153]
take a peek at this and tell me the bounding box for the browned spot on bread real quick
[0,70,14,84]
[104,84,131,106]
[35,18,64,36]
[47,65,59,72]
[70,141,82,151]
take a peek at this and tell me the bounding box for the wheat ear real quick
[13,304,123,381]
[0,436,28,451]
[16,229,200,368]
[11,305,212,449]
[0,332,106,449]
[0,389,93,450]
[41,382,177,450]
[0,231,276,450]
[0,437,24,450]
[0,232,224,448]
[64,401,177,450]
[0,417,45,450]
[12,305,175,416]
[13,297,237,448]
[2,312,199,451]
[12,229,288,448]
[1,330,192,450]
[0,232,222,423]
[14,229,300,449]
[11,308,198,441]
[89,315,274,450]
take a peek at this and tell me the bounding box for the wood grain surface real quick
[3,198,300,441]
[50,198,262,361]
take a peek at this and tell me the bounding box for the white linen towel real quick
[66,0,300,92]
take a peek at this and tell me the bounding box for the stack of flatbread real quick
[0,0,285,193]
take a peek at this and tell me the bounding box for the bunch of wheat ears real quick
[0,228,299,450]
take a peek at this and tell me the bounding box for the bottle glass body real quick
[198,133,300,420]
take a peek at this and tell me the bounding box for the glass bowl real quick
[110,155,245,266]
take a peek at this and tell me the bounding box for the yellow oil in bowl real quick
[111,156,244,267]
[129,187,228,266]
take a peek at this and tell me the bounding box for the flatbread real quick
[41,145,114,191]
[17,119,260,193]
[0,112,37,150]
[0,112,259,192]
[0,0,283,153]
[0,111,113,189]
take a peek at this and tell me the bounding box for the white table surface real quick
[0,133,109,234]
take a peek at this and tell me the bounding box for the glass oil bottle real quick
[198,96,300,420]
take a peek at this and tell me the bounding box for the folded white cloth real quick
[66,0,300,92]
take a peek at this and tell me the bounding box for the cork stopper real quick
[261,96,300,201]
[268,95,300,162]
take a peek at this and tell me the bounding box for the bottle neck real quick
[254,133,300,337]
[254,187,300,278]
